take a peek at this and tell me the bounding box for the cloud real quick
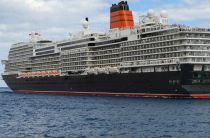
[0,24,8,31]
[154,0,210,23]
[0,0,109,24]
[0,0,210,49]
[0,0,111,45]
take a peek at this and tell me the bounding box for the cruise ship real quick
[2,1,210,98]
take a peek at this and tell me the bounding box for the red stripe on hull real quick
[14,90,204,99]
[190,94,210,99]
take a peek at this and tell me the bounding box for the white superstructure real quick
[2,9,210,77]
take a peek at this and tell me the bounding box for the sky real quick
[1,0,210,87]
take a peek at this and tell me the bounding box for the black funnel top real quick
[110,1,129,12]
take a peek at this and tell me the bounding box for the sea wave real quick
[0,87,210,137]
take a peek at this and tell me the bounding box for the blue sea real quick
[0,87,210,138]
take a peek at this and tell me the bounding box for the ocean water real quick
[0,87,210,138]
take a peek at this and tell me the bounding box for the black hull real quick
[3,69,210,98]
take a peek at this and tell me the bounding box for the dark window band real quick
[94,37,128,46]
[35,46,54,52]
[61,44,87,51]
[36,50,54,56]
[57,38,94,47]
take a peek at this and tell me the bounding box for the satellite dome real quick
[160,10,168,18]
[147,9,155,17]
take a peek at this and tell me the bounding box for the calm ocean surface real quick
[0,87,210,138]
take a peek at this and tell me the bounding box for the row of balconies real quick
[121,57,210,68]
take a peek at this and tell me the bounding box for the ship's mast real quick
[82,17,90,35]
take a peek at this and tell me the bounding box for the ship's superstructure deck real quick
[3,13,210,76]
[3,27,210,75]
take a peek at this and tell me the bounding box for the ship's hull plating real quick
[3,71,210,98]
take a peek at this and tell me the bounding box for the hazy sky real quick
[1,0,210,87]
